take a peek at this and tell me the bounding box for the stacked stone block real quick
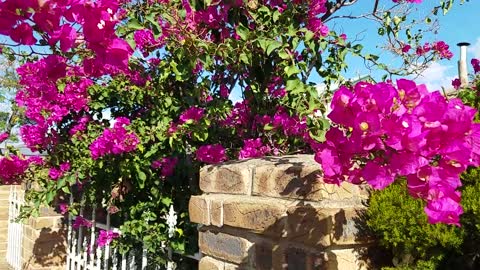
[22,207,66,270]
[0,185,66,270]
[189,155,371,270]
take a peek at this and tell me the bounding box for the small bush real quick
[366,172,480,270]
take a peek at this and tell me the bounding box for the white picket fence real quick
[66,197,201,270]
[5,186,200,270]
[6,185,24,270]
[66,201,152,270]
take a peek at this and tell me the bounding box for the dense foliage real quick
[0,0,476,267]
[366,161,480,270]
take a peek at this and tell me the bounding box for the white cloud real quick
[468,37,480,59]
[415,62,455,92]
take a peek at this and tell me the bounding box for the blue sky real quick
[328,0,480,91]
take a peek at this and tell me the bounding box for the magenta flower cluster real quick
[178,107,205,124]
[151,157,178,177]
[0,132,8,143]
[72,216,92,229]
[304,0,329,38]
[97,229,120,248]
[49,162,71,180]
[16,55,92,150]
[220,101,309,158]
[239,138,271,159]
[315,79,480,226]
[404,41,454,60]
[472,59,480,74]
[89,117,140,159]
[0,0,132,73]
[0,155,43,185]
[196,144,227,164]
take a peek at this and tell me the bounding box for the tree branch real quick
[321,0,359,22]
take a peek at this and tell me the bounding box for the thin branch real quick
[321,0,359,21]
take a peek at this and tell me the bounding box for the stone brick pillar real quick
[189,155,371,270]
[22,207,66,270]
[0,184,66,270]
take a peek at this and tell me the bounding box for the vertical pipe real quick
[457,42,471,87]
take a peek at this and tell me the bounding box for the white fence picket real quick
[62,199,201,270]
[6,185,24,270]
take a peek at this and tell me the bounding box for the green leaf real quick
[161,197,172,206]
[378,28,385,36]
[286,79,301,91]
[236,24,249,40]
[284,65,300,77]
[57,82,66,93]
[127,18,144,30]
[46,191,55,203]
[137,169,147,189]
[365,54,379,61]
[264,124,274,131]
[266,41,282,56]
[272,10,281,22]
[304,30,315,42]
[278,49,290,60]
[62,186,71,194]
[239,52,250,64]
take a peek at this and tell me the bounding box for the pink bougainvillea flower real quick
[472,58,480,73]
[97,230,120,247]
[152,157,178,177]
[49,168,63,180]
[89,117,139,159]
[179,107,205,124]
[10,23,37,45]
[59,203,68,215]
[0,132,8,143]
[424,196,463,226]
[0,155,32,184]
[49,24,78,52]
[315,79,479,225]
[196,144,227,164]
[134,29,157,56]
[432,41,453,60]
[72,216,92,229]
[238,138,270,159]
[452,78,461,89]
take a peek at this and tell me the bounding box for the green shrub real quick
[365,174,480,270]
